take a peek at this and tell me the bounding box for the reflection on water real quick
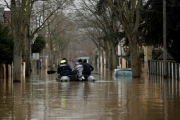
[1,67,180,120]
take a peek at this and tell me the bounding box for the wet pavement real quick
[1,67,180,120]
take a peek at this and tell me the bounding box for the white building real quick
[117,38,130,68]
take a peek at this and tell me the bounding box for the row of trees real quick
[2,0,75,81]
[76,0,180,77]
[74,0,146,77]
[2,0,179,79]
[1,0,95,81]
[46,12,76,69]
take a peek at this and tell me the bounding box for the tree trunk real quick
[95,55,98,65]
[13,33,23,81]
[108,41,117,70]
[11,0,21,82]
[25,38,31,76]
[55,51,58,67]
[50,50,53,69]
[130,32,139,77]
[92,52,94,64]
[109,47,113,70]
[112,43,117,69]
[105,42,109,69]
[53,52,56,67]
[11,0,28,81]
[98,46,101,67]
[163,0,167,77]
[89,52,92,64]
[102,49,104,67]
[61,49,63,59]
[13,51,22,81]
[59,49,61,64]
[107,43,111,70]
[105,49,109,69]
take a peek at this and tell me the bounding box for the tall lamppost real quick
[163,0,167,78]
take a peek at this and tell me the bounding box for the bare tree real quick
[105,0,152,77]
[3,0,74,81]
[74,0,125,70]
[25,0,75,76]
[46,12,75,69]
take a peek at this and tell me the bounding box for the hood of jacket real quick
[76,64,83,69]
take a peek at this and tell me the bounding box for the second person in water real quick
[82,59,94,77]
[72,59,94,81]
[73,61,84,81]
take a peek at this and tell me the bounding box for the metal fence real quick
[148,60,179,79]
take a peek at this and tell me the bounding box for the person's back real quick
[73,62,83,81]
[82,59,94,76]
[58,59,72,76]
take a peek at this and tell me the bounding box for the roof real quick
[157,52,175,60]
[77,57,89,60]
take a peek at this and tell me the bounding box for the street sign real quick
[33,53,39,60]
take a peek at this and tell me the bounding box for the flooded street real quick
[1,67,180,120]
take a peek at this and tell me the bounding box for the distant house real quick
[117,39,130,68]
[4,11,11,27]
[0,8,4,22]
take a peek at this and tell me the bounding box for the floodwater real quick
[1,66,180,120]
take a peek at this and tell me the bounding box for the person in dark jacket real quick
[82,59,94,77]
[57,58,72,76]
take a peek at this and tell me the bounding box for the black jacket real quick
[82,62,94,75]
[57,63,72,76]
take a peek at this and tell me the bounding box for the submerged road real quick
[0,66,180,120]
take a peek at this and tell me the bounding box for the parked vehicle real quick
[113,68,132,76]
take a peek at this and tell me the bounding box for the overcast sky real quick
[0,0,10,10]
[0,0,80,11]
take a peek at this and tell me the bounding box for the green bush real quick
[32,34,46,53]
[0,22,14,64]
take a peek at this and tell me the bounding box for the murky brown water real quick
[1,67,180,120]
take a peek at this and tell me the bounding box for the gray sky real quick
[0,0,10,10]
